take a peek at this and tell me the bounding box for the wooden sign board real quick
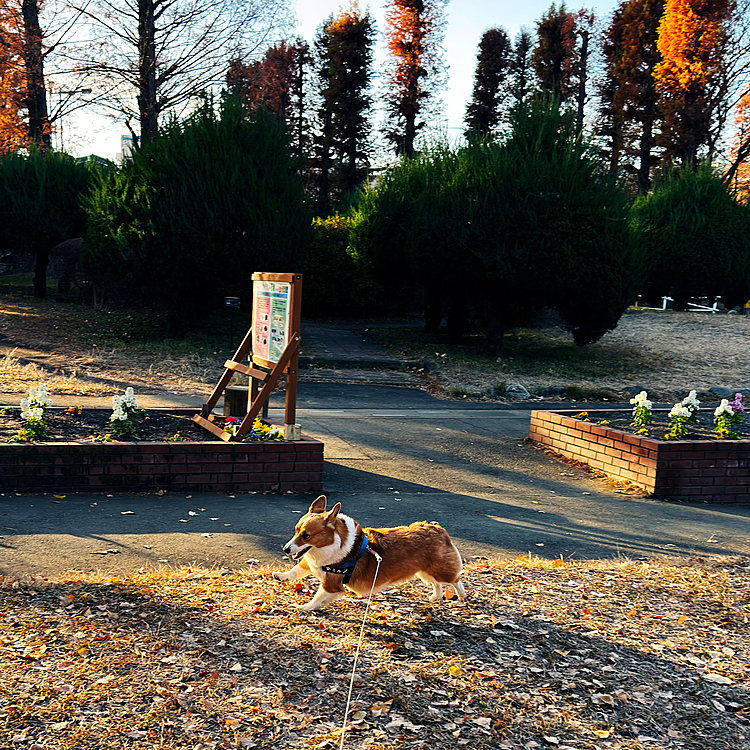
[193,272,303,442]
[252,277,292,367]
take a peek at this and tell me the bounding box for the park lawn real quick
[1,556,748,749]
[0,274,248,396]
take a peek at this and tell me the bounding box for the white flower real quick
[21,406,44,422]
[669,404,691,419]
[110,405,128,422]
[714,399,734,418]
[680,389,700,411]
[23,384,52,410]
[630,391,652,410]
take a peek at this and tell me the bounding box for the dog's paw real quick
[272,570,291,581]
[296,601,321,611]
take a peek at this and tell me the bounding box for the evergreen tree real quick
[226,39,311,160]
[315,5,375,208]
[464,27,512,139]
[383,0,448,157]
[0,149,94,297]
[509,27,534,106]
[83,97,310,333]
[632,165,750,310]
[532,2,577,101]
[598,0,664,192]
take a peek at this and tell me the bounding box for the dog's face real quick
[283,495,341,559]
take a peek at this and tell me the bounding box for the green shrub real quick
[83,97,311,334]
[348,99,643,347]
[0,148,95,297]
[301,214,384,317]
[632,165,750,310]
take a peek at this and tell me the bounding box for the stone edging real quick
[1,409,323,494]
[530,409,750,504]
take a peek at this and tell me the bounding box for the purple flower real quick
[729,393,745,413]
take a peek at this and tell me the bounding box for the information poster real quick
[253,280,290,363]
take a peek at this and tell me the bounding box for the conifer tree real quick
[227,39,311,160]
[532,2,577,101]
[598,0,664,192]
[464,27,511,138]
[315,5,375,205]
[383,0,448,158]
[509,28,534,106]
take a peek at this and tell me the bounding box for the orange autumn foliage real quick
[654,0,732,163]
[383,0,447,157]
[729,85,750,199]
[0,9,28,153]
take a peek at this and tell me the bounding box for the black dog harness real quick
[321,535,370,584]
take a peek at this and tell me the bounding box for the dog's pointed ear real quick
[309,495,327,514]
[323,502,341,526]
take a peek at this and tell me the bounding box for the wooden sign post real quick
[193,272,302,442]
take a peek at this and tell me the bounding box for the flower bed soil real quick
[530,408,750,504]
[0,408,323,494]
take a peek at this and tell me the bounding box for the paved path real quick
[2,322,750,578]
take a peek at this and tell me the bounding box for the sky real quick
[67,0,620,160]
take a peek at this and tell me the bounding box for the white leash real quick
[339,549,382,750]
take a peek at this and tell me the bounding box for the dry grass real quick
[0,349,118,396]
[368,310,750,403]
[2,557,748,750]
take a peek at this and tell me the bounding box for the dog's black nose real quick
[282,542,292,554]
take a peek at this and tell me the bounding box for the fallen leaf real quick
[591,693,615,706]
[127,730,147,739]
[703,673,733,685]
[370,700,393,717]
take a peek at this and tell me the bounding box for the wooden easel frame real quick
[193,272,302,442]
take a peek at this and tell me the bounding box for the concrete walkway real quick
[2,321,750,578]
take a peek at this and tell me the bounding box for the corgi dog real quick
[273,495,467,611]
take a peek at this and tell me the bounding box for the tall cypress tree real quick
[598,0,664,192]
[532,2,577,101]
[383,0,448,158]
[226,38,311,160]
[315,5,375,206]
[464,27,512,139]
[509,28,534,106]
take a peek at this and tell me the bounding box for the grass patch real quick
[367,325,664,384]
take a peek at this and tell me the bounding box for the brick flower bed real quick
[530,409,750,504]
[0,409,323,494]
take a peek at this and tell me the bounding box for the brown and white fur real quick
[272,495,467,611]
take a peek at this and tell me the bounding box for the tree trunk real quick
[485,311,504,354]
[575,28,589,138]
[22,0,51,150]
[138,0,158,143]
[637,116,656,194]
[317,110,332,213]
[424,279,441,332]
[447,286,465,344]
[33,247,49,299]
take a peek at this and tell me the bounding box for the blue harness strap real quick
[322,535,370,584]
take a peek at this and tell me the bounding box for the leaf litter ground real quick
[2,556,748,750]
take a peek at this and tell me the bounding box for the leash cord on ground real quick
[339,550,382,750]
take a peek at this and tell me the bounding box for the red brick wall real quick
[1,411,323,493]
[530,409,750,505]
